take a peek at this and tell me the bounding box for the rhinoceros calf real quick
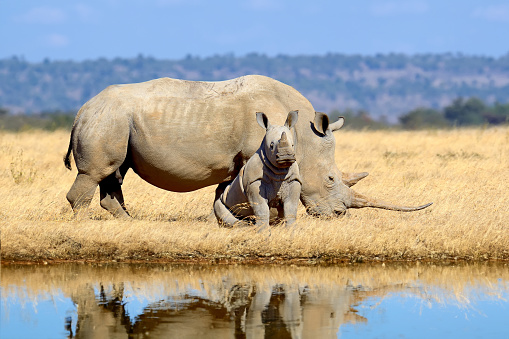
[214,111,301,230]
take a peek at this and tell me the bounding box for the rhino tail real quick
[349,189,433,212]
[63,128,74,170]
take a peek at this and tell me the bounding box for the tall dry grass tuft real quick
[1,128,508,262]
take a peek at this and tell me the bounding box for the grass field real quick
[1,127,508,262]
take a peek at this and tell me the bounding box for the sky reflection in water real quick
[341,292,509,338]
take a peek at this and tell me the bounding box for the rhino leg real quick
[206,181,232,222]
[68,145,129,219]
[282,181,301,227]
[99,166,130,219]
[213,196,245,227]
[246,183,271,234]
[66,173,99,218]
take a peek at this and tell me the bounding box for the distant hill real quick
[1,53,509,121]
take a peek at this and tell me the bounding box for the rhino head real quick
[256,110,298,168]
[298,112,432,217]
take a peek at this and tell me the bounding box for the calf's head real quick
[256,110,298,168]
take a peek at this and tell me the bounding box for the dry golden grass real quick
[1,127,508,262]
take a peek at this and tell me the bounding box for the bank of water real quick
[1,262,508,338]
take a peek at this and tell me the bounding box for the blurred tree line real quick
[2,96,507,132]
[0,108,75,131]
[399,97,509,129]
[329,96,509,130]
[328,109,389,130]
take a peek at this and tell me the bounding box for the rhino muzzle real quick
[275,150,296,167]
[275,132,296,167]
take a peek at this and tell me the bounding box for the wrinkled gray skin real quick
[214,111,301,230]
[64,75,432,219]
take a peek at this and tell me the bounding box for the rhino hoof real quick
[256,224,271,236]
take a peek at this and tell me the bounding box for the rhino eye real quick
[270,142,275,150]
[328,176,335,182]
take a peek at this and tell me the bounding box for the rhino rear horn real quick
[349,189,433,212]
[342,172,369,187]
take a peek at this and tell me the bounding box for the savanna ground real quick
[1,127,508,263]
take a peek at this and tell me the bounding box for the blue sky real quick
[1,0,509,62]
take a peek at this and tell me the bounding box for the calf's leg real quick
[246,183,270,233]
[213,197,245,227]
[283,181,302,227]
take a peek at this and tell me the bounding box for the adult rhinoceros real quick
[64,75,431,218]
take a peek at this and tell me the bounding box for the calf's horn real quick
[279,132,290,147]
[349,189,432,212]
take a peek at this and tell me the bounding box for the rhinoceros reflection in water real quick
[70,280,371,338]
[4,263,506,338]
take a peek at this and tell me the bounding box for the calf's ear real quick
[284,110,299,129]
[256,112,270,130]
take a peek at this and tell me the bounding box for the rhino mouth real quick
[334,209,347,216]
[275,153,296,167]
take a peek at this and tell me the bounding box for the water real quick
[1,262,508,338]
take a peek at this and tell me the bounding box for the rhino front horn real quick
[349,189,433,212]
[280,132,289,147]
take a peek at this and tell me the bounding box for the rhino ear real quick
[313,112,330,135]
[284,110,299,129]
[329,116,345,132]
[256,112,270,130]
